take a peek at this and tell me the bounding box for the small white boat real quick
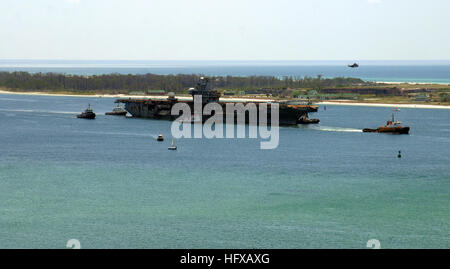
[105,104,127,116]
[168,138,177,150]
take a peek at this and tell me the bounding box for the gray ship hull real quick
[117,99,318,126]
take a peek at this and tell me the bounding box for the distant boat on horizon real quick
[348,63,359,68]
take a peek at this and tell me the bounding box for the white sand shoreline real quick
[0,90,275,103]
[0,89,112,98]
[1,89,449,109]
[318,101,450,109]
[375,81,450,85]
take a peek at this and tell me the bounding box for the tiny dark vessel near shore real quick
[348,63,359,68]
[105,104,127,116]
[157,134,164,141]
[77,104,96,119]
[363,114,410,134]
[297,114,320,124]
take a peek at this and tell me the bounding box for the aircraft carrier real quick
[115,77,319,126]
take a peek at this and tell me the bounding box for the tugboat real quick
[297,114,320,124]
[363,113,410,134]
[105,104,127,116]
[157,134,164,141]
[77,104,96,119]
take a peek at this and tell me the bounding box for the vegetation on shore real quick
[0,71,364,93]
[0,71,449,105]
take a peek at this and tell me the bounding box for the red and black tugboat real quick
[77,104,96,119]
[363,113,409,134]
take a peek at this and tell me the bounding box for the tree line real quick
[0,71,366,94]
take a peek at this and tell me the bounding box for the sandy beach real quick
[1,89,449,109]
[318,101,450,109]
[0,89,112,98]
[0,89,275,102]
[375,81,450,85]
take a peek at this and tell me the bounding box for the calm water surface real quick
[0,93,449,248]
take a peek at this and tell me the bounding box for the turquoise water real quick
[1,60,450,83]
[0,93,449,248]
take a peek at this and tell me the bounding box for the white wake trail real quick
[307,125,362,133]
[0,109,78,115]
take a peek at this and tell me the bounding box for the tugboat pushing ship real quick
[115,77,319,126]
[105,104,127,116]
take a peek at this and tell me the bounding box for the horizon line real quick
[1,59,450,62]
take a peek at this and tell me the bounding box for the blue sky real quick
[1,0,449,60]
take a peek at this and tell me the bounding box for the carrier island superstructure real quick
[115,77,318,126]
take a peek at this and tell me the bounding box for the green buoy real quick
[398,150,402,158]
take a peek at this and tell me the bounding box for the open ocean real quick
[0,93,449,248]
[1,60,450,84]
